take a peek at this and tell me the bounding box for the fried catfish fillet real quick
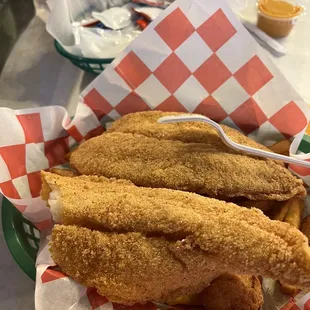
[50,225,222,305]
[43,172,310,297]
[106,111,270,152]
[200,274,263,310]
[68,132,305,200]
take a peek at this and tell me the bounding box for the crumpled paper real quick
[47,0,133,58]
[1,0,310,309]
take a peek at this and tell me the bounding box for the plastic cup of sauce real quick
[257,0,304,37]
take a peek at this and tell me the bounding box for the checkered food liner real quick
[1,0,310,309]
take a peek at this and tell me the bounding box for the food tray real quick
[2,197,38,280]
[54,40,114,74]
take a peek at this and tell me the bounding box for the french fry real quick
[278,198,304,295]
[283,198,304,229]
[40,173,51,201]
[279,282,299,296]
[168,294,202,306]
[239,200,274,212]
[50,168,79,178]
[64,152,72,160]
[301,216,310,245]
[269,140,291,156]
[268,201,290,221]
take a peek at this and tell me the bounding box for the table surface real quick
[237,0,310,104]
[0,0,309,309]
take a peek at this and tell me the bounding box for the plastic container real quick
[257,0,304,37]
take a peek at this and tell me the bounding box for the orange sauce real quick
[257,0,303,37]
[258,0,302,18]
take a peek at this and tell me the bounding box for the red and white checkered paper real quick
[1,0,310,309]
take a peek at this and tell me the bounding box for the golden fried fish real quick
[69,132,305,200]
[44,172,310,303]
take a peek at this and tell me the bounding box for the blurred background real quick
[0,0,96,115]
[0,0,35,72]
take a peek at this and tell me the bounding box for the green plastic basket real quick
[2,198,39,280]
[54,40,114,74]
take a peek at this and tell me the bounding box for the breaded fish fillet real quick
[43,172,310,292]
[108,111,286,172]
[50,225,222,305]
[69,132,305,200]
[200,274,263,310]
[107,111,271,152]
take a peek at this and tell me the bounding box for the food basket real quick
[2,197,38,280]
[54,40,114,74]
[3,0,310,307]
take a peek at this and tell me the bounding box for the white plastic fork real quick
[158,115,310,168]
